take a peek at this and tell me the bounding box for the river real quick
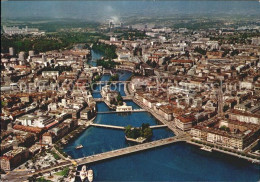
[63,50,260,181]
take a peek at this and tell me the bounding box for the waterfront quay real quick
[187,140,260,164]
[75,135,187,165]
[130,97,260,163]
[133,98,183,136]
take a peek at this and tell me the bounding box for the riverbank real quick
[84,141,260,181]
[127,85,260,164]
[187,140,260,164]
[133,98,183,135]
[54,117,96,159]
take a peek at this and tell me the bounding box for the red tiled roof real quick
[13,125,43,133]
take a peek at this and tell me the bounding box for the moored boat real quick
[80,165,87,182]
[200,146,213,152]
[87,169,94,182]
[76,144,83,149]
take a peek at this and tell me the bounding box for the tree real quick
[223,105,229,112]
[151,61,157,68]
[109,74,119,81]
[124,123,153,140]
[116,93,123,105]
[220,125,230,132]
[194,47,206,55]
[143,128,153,140]
[96,59,119,69]
[141,123,150,130]
[92,43,117,59]
[125,125,132,137]
[231,50,239,56]
[1,101,6,107]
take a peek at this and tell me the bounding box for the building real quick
[191,119,260,150]
[3,25,44,35]
[18,52,25,61]
[29,50,35,57]
[157,105,174,121]
[116,102,132,112]
[42,71,59,78]
[9,47,14,56]
[0,147,29,171]
[16,114,56,128]
[140,63,154,76]
[228,110,260,125]
[101,85,118,104]
[175,114,195,131]
[42,132,54,145]
[80,107,96,120]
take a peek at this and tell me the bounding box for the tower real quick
[109,21,113,29]
[18,51,25,61]
[218,85,224,116]
[9,47,14,56]
[29,50,35,57]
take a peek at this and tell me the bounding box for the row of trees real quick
[1,35,68,54]
[124,123,153,140]
[120,30,147,40]
[194,47,207,55]
[1,32,109,54]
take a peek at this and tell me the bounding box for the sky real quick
[1,1,260,22]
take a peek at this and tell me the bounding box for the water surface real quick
[80,142,260,181]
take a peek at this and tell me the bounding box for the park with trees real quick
[124,123,153,141]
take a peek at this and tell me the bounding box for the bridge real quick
[122,95,134,100]
[95,80,130,84]
[90,123,167,130]
[90,123,125,130]
[75,135,187,165]
[115,67,134,72]
[97,109,145,114]
[93,98,104,102]
[93,96,133,102]
[103,70,112,74]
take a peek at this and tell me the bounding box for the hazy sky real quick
[2,1,260,22]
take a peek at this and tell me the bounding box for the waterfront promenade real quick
[133,98,183,136]
[75,135,187,165]
[90,123,167,130]
[186,141,260,164]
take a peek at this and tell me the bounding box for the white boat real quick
[76,144,83,149]
[200,146,212,152]
[87,169,94,182]
[79,165,87,182]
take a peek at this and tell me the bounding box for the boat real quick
[76,144,83,149]
[254,150,260,154]
[87,169,94,182]
[80,165,87,182]
[200,146,212,152]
